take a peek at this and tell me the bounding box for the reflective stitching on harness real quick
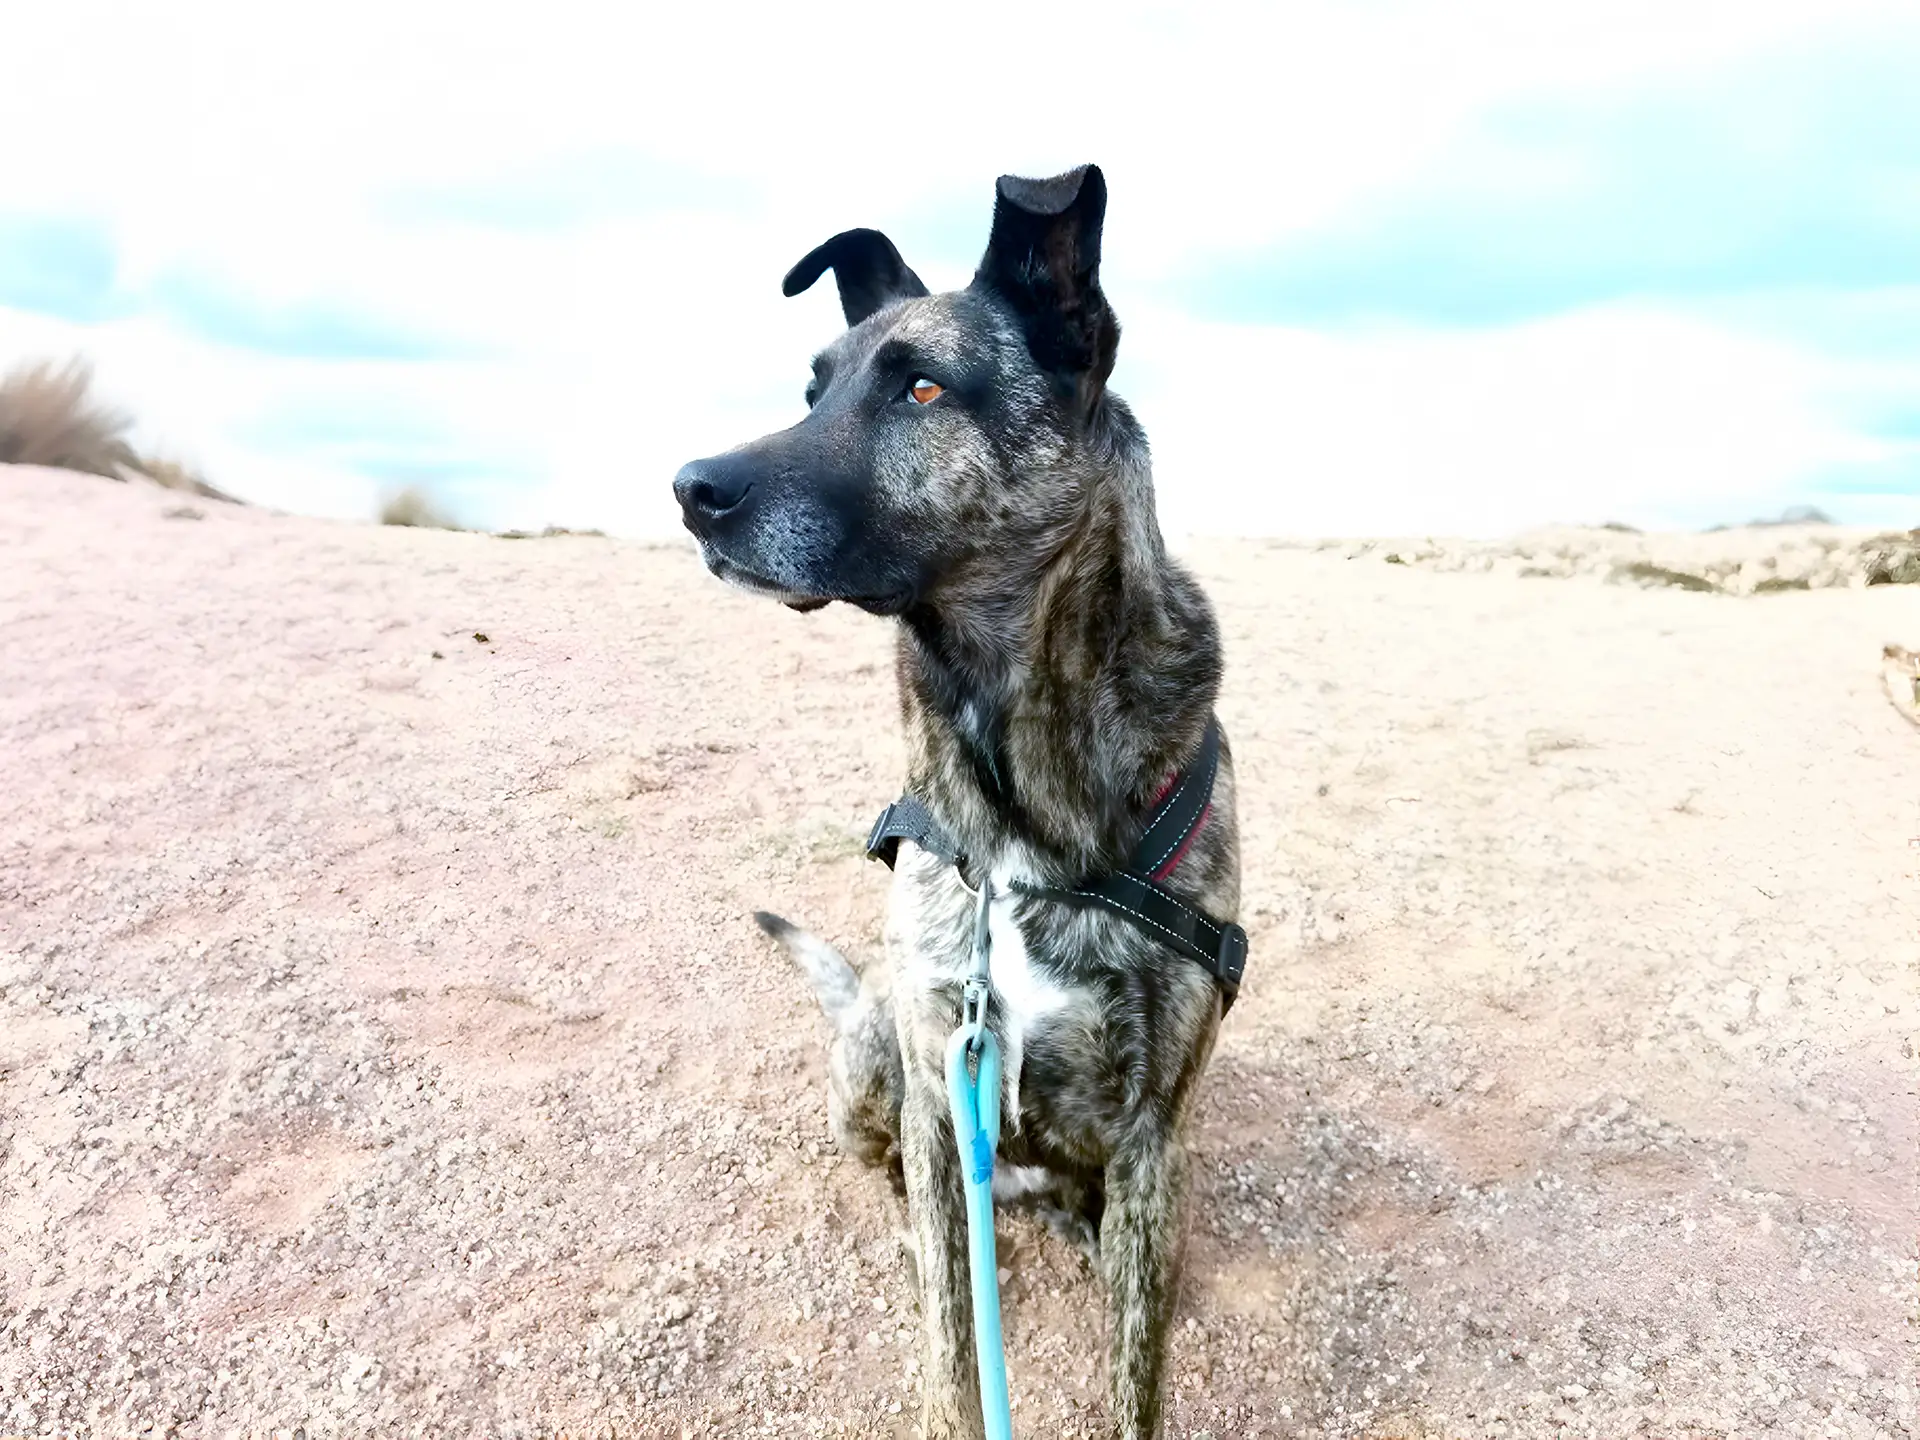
[1138,762,1201,872]
[869,716,1245,1002]
[1141,734,1218,875]
[1054,887,1234,983]
[1148,798,1211,882]
[1119,877,1205,929]
[1061,887,1192,954]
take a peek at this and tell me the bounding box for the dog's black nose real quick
[673,459,753,527]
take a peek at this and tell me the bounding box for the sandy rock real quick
[0,463,1915,1436]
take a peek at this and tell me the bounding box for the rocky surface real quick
[1311,523,1920,595]
[2,464,1915,1437]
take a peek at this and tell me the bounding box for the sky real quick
[2,0,1917,538]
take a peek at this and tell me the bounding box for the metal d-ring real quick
[960,875,995,1056]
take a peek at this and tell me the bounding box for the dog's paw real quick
[1034,1201,1101,1268]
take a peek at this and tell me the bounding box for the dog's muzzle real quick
[672,457,754,539]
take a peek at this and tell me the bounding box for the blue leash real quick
[944,877,1013,1440]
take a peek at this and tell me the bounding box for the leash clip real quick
[961,876,995,1054]
[943,884,1012,1440]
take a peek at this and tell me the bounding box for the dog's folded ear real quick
[974,164,1119,414]
[783,229,929,327]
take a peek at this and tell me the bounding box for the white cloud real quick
[1126,303,1892,536]
[3,0,1913,534]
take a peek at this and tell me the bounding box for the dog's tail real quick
[754,910,863,1024]
[755,910,904,1185]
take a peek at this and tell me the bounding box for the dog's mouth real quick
[701,552,907,616]
[704,554,826,608]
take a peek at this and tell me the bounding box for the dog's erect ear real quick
[974,164,1119,411]
[782,228,929,327]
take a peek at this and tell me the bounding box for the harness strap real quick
[1131,716,1220,880]
[866,794,967,871]
[1013,872,1247,1009]
[864,716,1248,1011]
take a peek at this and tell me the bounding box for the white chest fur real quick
[888,851,1074,1129]
[979,860,1073,1128]
[985,861,1071,1036]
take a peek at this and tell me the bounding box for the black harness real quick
[865,717,1250,1011]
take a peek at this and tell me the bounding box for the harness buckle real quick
[867,715,1252,1020]
[865,804,902,868]
[1217,923,1249,991]
[962,876,995,1052]
[961,975,991,1034]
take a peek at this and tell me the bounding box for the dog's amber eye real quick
[908,377,944,405]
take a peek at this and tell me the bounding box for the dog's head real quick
[672,165,1121,615]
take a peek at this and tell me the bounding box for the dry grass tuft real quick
[1,355,241,503]
[1862,531,1920,586]
[122,452,239,504]
[0,357,136,477]
[378,486,465,531]
[1609,560,1720,593]
[496,525,607,540]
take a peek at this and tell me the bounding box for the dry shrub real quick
[378,486,464,530]
[497,524,607,539]
[1861,530,1920,586]
[0,355,241,503]
[0,357,136,477]
[1609,560,1720,593]
[123,452,239,504]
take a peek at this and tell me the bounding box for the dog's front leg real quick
[1101,1137,1188,1439]
[901,1081,982,1439]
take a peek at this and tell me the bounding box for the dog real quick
[673,164,1241,1440]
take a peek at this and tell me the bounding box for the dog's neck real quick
[894,438,1222,883]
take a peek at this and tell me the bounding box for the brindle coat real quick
[676,165,1240,1440]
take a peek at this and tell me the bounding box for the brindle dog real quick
[673,164,1240,1440]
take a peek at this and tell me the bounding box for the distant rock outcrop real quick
[1330,522,1920,594]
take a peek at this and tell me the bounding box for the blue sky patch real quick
[149,273,456,362]
[1865,409,1920,443]
[1175,35,1920,329]
[236,396,458,455]
[383,148,760,231]
[0,214,120,323]
[235,399,538,526]
[357,455,531,487]
[1809,452,1920,498]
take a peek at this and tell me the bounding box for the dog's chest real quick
[890,855,1079,1122]
[983,862,1072,1037]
